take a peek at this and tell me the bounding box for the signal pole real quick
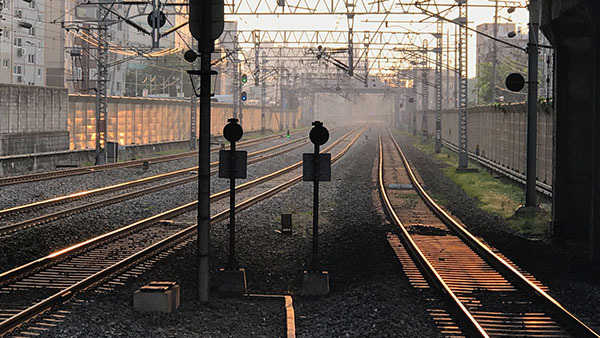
[189,0,224,303]
[190,39,198,150]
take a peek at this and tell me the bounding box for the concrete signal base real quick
[133,281,180,313]
[301,271,329,296]
[218,268,247,297]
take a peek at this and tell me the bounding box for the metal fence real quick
[416,103,554,185]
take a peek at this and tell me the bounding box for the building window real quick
[37,68,41,76]
[13,37,21,46]
[29,1,34,9]
[13,65,21,75]
[28,27,35,36]
[75,67,82,80]
[27,54,35,64]
[2,59,8,68]
[116,81,121,91]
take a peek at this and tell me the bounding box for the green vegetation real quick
[154,148,189,156]
[397,130,550,237]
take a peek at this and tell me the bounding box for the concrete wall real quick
[413,103,554,185]
[0,139,191,176]
[0,87,301,173]
[0,84,69,155]
[67,94,301,150]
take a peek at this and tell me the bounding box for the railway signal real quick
[241,91,247,102]
[241,74,248,84]
[218,118,248,296]
[301,121,331,296]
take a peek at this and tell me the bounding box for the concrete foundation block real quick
[218,268,247,297]
[301,271,329,297]
[148,281,180,310]
[133,281,180,313]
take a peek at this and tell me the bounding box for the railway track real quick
[0,127,364,336]
[0,134,313,235]
[0,129,306,187]
[379,130,598,337]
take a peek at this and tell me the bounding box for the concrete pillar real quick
[541,1,600,261]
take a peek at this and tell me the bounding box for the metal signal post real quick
[189,0,224,303]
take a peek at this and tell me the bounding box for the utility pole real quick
[412,65,418,136]
[95,1,109,165]
[364,32,369,87]
[446,29,450,109]
[524,0,540,208]
[457,2,469,169]
[454,24,459,110]
[238,63,243,124]
[347,13,354,77]
[421,40,429,143]
[261,52,267,134]
[435,22,443,153]
[491,0,499,103]
[232,36,239,119]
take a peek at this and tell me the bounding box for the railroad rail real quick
[441,139,553,197]
[379,130,598,337]
[0,135,313,235]
[0,129,306,187]
[0,127,364,336]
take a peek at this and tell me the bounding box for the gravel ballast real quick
[34,127,442,337]
[0,132,340,272]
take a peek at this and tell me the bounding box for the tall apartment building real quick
[0,0,64,87]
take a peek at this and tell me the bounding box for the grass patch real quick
[394,129,549,236]
[154,148,189,156]
[508,210,551,237]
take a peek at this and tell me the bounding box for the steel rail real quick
[0,138,312,235]
[387,129,599,338]
[0,128,357,285]
[377,133,488,338]
[440,139,553,197]
[0,126,364,336]
[0,135,311,219]
[0,129,307,187]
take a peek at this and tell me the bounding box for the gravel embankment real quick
[36,127,442,337]
[0,133,297,210]
[0,131,342,273]
[394,132,600,332]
